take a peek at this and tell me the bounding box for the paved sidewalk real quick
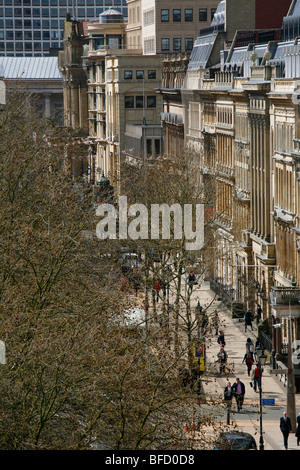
[192,281,300,451]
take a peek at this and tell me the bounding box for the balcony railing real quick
[270,287,300,305]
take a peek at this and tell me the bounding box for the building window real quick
[185,38,194,51]
[155,139,160,155]
[161,9,169,22]
[125,96,134,108]
[173,9,181,22]
[199,9,207,21]
[185,9,193,22]
[136,96,144,108]
[147,96,156,108]
[136,70,144,79]
[173,38,181,51]
[211,8,217,21]
[124,70,132,79]
[148,70,156,79]
[161,38,170,52]
[93,36,104,50]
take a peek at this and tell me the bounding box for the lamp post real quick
[256,344,267,451]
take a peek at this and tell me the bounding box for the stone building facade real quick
[177,0,300,377]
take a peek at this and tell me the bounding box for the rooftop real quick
[0,57,61,80]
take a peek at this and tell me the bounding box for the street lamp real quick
[256,344,267,451]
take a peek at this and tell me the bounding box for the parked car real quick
[121,252,142,273]
[212,431,257,450]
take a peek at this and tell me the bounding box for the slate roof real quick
[188,32,218,69]
[0,57,61,80]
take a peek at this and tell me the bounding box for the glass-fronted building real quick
[0,0,128,56]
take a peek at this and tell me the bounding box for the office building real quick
[0,0,128,57]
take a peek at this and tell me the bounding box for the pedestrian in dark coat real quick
[244,310,253,332]
[280,411,292,450]
[217,330,226,347]
[296,412,300,446]
[232,378,245,411]
[256,304,262,325]
[217,347,227,374]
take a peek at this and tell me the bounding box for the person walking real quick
[246,337,254,354]
[242,349,254,376]
[217,330,226,347]
[251,363,261,392]
[217,346,227,374]
[154,280,161,301]
[224,381,233,424]
[295,412,300,446]
[244,310,253,332]
[256,304,262,325]
[188,271,197,292]
[280,411,292,450]
[232,378,245,411]
[212,311,220,335]
[201,311,209,333]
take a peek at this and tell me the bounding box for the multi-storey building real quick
[141,0,218,55]
[85,9,163,191]
[170,0,299,387]
[0,0,128,57]
[60,8,163,194]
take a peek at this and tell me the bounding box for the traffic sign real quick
[262,399,275,406]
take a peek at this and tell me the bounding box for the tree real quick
[0,87,224,450]
[121,151,219,383]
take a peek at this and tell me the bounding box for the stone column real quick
[44,92,51,117]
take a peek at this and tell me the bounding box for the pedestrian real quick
[188,271,197,291]
[217,330,226,347]
[179,368,190,388]
[212,311,219,335]
[256,304,262,325]
[244,310,253,332]
[224,381,233,402]
[251,363,261,392]
[131,267,140,296]
[201,312,209,332]
[280,411,292,450]
[224,381,233,424]
[295,412,300,446]
[195,300,202,315]
[246,337,255,354]
[121,275,129,291]
[217,346,227,374]
[232,378,245,411]
[242,349,254,376]
[154,280,161,301]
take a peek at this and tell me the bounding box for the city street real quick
[191,281,300,450]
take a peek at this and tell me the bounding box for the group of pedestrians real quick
[224,378,246,413]
[217,312,300,449]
